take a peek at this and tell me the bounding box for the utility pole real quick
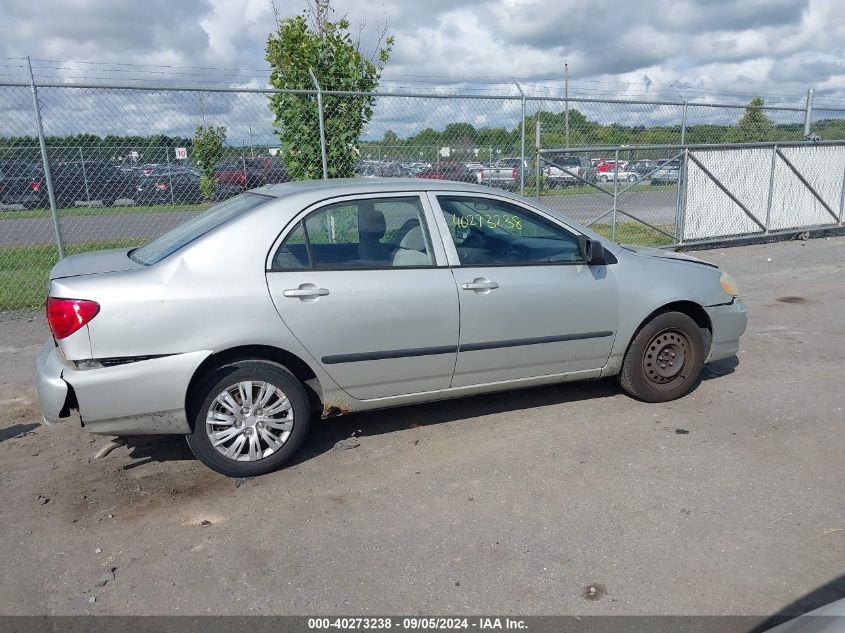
[564,60,570,149]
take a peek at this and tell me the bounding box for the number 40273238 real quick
[452,214,523,230]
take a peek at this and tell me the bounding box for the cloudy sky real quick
[2,0,845,141]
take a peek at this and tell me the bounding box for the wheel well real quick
[634,300,713,353]
[185,345,322,421]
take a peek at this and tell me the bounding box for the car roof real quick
[259,178,490,199]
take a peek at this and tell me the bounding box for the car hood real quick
[49,248,143,280]
[622,245,718,268]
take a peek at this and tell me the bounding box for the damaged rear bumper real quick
[34,337,211,435]
[34,337,71,425]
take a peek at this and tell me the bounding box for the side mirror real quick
[577,235,605,265]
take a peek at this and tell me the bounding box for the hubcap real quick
[205,380,294,462]
[642,329,690,388]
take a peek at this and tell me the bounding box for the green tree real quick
[734,96,775,142]
[193,125,226,200]
[266,0,394,180]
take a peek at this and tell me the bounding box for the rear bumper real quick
[705,298,748,362]
[33,338,212,435]
[34,338,70,425]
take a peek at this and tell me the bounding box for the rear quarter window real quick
[130,192,273,265]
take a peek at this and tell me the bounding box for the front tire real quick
[186,361,311,477]
[618,311,705,403]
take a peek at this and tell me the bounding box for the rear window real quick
[130,193,272,265]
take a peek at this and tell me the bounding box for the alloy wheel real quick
[205,380,294,461]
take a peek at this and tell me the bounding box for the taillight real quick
[31,180,41,192]
[155,182,168,190]
[46,298,100,340]
[512,169,517,179]
[238,172,246,186]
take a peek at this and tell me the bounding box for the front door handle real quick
[461,278,499,292]
[282,284,330,300]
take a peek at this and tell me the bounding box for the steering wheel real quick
[461,226,486,249]
[504,243,529,261]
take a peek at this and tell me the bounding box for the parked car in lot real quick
[416,162,478,183]
[135,167,204,205]
[477,158,529,190]
[597,166,642,183]
[595,159,629,174]
[542,156,597,187]
[215,156,291,190]
[0,161,46,209]
[35,179,747,477]
[650,160,682,185]
[51,161,137,207]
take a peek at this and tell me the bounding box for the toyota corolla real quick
[34,179,747,476]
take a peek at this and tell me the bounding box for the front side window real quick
[271,196,434,270]
[436,196,582,266]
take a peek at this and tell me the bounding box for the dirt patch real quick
[0,398,39,424]
[777,296,808,304]
[583,584,607,601]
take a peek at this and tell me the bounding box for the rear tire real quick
[186,361,311,477]
[618,311,705,403]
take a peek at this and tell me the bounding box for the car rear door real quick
[265,193,459,400]
[428,192,620,388]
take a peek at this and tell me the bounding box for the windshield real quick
[130,193,273,265]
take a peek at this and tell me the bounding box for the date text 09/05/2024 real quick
[308,617,528,630]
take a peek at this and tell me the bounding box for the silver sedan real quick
[35,179,747,477]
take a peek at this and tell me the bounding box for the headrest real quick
[400,225,426,252]
[358,204,386,239]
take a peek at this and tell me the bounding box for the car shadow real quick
[749,571,845,632]
[116,356,739,472]
[0,422,39,444]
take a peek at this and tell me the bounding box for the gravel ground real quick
[0,236,843,617]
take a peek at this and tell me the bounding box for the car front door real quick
[265,194,459,400]
[429,193,620,388]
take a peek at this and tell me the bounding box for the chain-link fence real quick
[2,79,845,318]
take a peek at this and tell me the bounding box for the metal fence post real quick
[839,162,845,225]
[803,88,815,139]
[515,80,526,195]
[79,147,91,205]
[26,56,64,258]
[166,149,175,206]
[765,145,778,233]
[308,68,329,181]
[611,148,619,242]
[674,148,687,243]
[535,119,541,202]
[680,101,687,145]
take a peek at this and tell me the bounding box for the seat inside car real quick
[391,225,430,266]
[357,203,391,265]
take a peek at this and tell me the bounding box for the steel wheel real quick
[641,328,693,391]
[619,311,705,403]
[206,380,294,462]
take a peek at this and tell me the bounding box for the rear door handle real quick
[461,278,499,292]
[282,284,330,299]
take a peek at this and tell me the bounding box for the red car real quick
[415,162,477,183]
[214,157,291,189]
[595,159,629,173]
